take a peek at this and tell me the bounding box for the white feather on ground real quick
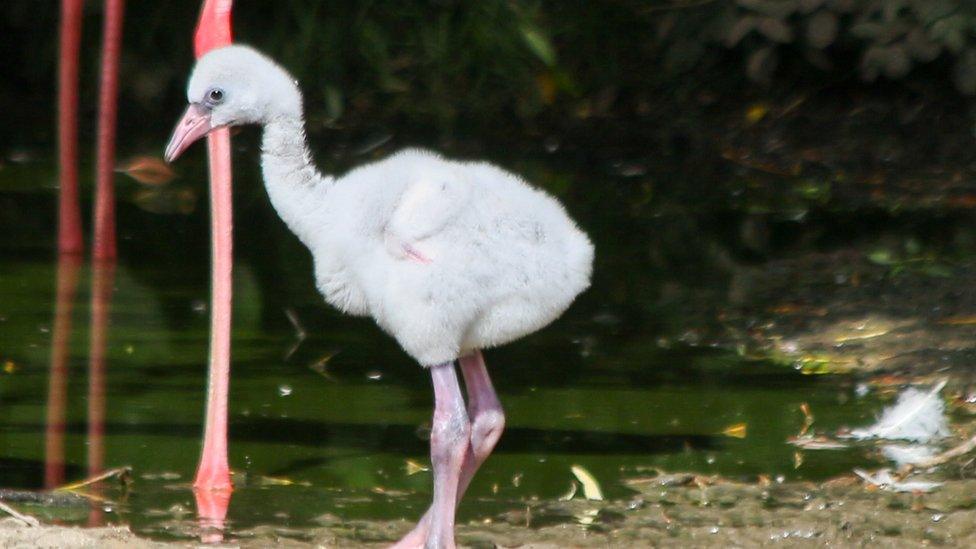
[853,468,941,493]
[849,380,949,443]
[881,444,938,467]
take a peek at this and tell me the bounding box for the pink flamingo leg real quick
[424,363,470,549]
[92,0,124,261]
[192,0,235,499]
[194,127,234,493]
[189,0,235,540]
[393,351,505,548]
[44,255,82,489]
[57,0,83,255]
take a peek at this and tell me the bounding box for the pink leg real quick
[393,351,505,548]
[193,130,235,493]
[422,362,470,549]
[457,351,505,490]
[193,0,236,495]
[92,0,124,261]
[57,0,83,256]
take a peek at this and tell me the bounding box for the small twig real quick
[55,466,131,493]
[0,501,40,527]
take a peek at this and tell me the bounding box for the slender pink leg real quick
[393,351,504,549]
[92,0,124,261]
[193,127,234,493]
[57,0,83,255]
[44,255,82,488]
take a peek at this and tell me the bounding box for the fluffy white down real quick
[191,45,594,366]
[310,150,593,365]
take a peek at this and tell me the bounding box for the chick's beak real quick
[165,103,213,162]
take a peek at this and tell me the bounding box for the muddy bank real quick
[715,250,976,378]
[6,474,976,547]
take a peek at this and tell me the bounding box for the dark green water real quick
[0,148,880,540]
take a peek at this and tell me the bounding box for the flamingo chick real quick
[165,45,593,549]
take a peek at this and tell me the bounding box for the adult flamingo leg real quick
[92,0,125,261]
[393,351,505,548]
[190,0,234,497]
[193,127,234,493]
[57,0,83,255]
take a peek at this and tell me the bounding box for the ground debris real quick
[0,502,38,527]
[853,468,941,493]
[0,489,88,507]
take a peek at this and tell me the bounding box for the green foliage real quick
[713,0,976,93]
[6,0,976,141]
[232,1,558,130]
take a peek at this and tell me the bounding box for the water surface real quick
[0,150,881,540]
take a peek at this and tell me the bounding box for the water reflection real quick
[2,52,889,537]
[85,261,115,525]
[194,488,230,543]
[43,255,80,489]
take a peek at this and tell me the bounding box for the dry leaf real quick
[117,156,176,185]
[745,103,768,124]
[570,465,604,501]
[793,451,804,469]
[405,459,429,476]
[721,422,748,439]
[257,475,295,486]
[799,402,814,436]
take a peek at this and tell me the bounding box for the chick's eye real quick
[207,88,224,104]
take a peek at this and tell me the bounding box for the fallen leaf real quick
[794,451,804,469]
[404,459,429,476]
[117,156,176,185]
[721,422,748,439]
[570,465,604,501]
[798,402,815,436]
[746,103,769,124]
[257,475,295,486]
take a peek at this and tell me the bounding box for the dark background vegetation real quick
[5,1,976,145]
[2,0,976,338]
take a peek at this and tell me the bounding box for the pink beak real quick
[164,103,213,162]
